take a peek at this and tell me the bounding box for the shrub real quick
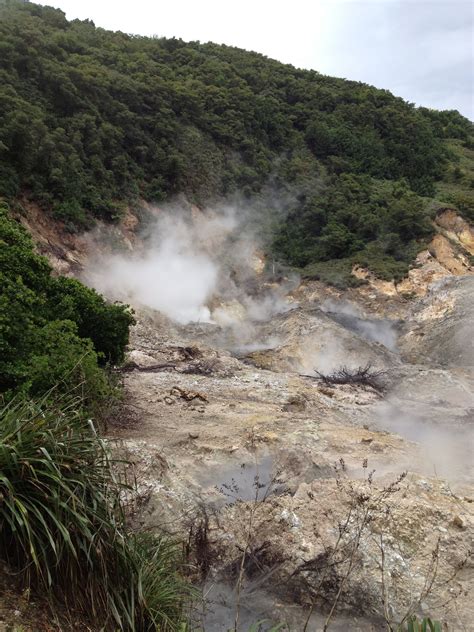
[0,208,133,404]
[46,276,135,365]
[52,199,90,231]
[313,364,387,392]
[302,258,367,290]
[446,191,474,222]
[273,176,434,281]
[0,395,188,630]
[26,319,111,405]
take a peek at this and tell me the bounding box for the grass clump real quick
[398,616,442,632]
[0,394,189,631]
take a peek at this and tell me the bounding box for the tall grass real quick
[398,617,442,632]
[0,394,188,630]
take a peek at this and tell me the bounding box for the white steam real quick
[322,299,398,351]
[373,402,474,483]
[84,213,233,323]
[82,204,295,328]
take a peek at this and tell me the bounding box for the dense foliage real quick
[0,395,188,630]
[273,175,433,279]
[0,0,472,279]
[0,202,134,401]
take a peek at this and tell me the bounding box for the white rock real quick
[280,509,301,529]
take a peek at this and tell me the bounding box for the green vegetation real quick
[0,0,472,285]
[398,616,442,632]
[0,201,158,628]
[273,175,434,282]
[434,138,474,222]
[0,394,188,630]
[0,201,133,404]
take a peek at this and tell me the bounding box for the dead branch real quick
[116,357,223,377]
[311,363,387,392]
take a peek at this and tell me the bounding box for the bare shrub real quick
[185,505,216,581]
[314,363,387,391]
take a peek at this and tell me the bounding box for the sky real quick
[45,0,473,119]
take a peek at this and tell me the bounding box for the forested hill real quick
[1,0,473,282]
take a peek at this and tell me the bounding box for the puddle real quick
[199,582,282,631]
[198,581,381,631]
[195,454,283,507]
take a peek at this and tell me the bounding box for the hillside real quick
[0,0,473,284]
[1,2,474,630]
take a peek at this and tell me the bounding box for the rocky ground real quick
[109,273,474,632]
[7,203,474,631]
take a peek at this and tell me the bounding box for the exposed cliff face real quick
[351,209,474,299]
[13,199,145,276]
[435,209,474,255]
[400,275,474,368]
[13,202,474,294]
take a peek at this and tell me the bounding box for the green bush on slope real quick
[0,202,186,629]
[273,176,435,282]
[0,203,134,402]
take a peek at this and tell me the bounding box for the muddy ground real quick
[109,275,474,632]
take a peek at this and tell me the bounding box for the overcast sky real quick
[46,0,473,119]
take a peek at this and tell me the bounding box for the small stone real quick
[319,386,334,398]
[260,431,279,443]
[418,479,432,491]
[283,394,307,412]
[452,515,465,530]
